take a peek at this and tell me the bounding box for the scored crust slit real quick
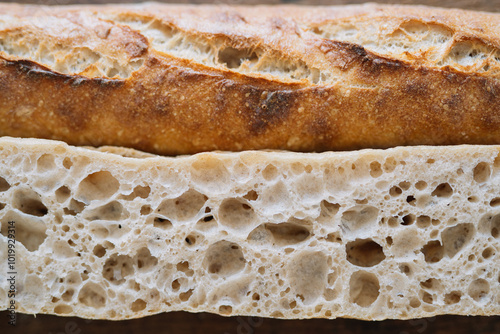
[0,137,499,320]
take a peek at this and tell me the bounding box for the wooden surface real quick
[1,311,500,334]
[1,0,500,333]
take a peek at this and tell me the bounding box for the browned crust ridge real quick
[1,3,500,155]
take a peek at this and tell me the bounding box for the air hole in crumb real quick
[86,201,124,221]
[398,181,410,191]
[171,279,181,291]
[493,224,499,238]
[349,271,380,307]
[409,298,421,308]
[176,261,194,276]
[140,205,152,215]
[156,189,207,221]
[243,190,259,201]
[219,198,257,231]
[102,254,134,284]
[488,197,500,208]
[204,240,245,276]
[262,164,279,181]
[292,162,306,174]
[387,217,399,228]
[154,217,172,229]
[77,171,120,202]
[78,283,106,308]
[341,205,379,234]
[185,234,197,246]
[321,200,340,216]
[406,195,416,206]
[55,186,71,203]
[417,215,431,228]
[122,185,151,200]
[54,304,73,315]
[431,183,453,198]
[0,177,11,192]
[421,291,434,304]
[402,214,416,226]
[415,181,427,190]
[13,188,48,216]
[473,162,491,183]
[64,199,86,216]
[441,223,474,258]
[63,157,73,169]
[134,247,158,271]
[468,279,490,302]
[383,157,397,172]
[264,222,311,246]
[346,239,385,267]
[93,245,106,258]
[369,161,382,178]
[399,264,411,276]
[386,236,393,246]
[0,212,47,251]
[326,232,342,243]
[482,247,494,259]
[444,291,462,304]
[34,154,55,172]
[389,186,402,197]
[219,305,233,315]
[287,252,328,304]
[131,299,147,312]
[355,198,368,205]
[468,196,479,203]
[420,278,440,290]
[61,289,74,302]
[180,289,194,302]
[0,203,5,211]
[421,240,444,263]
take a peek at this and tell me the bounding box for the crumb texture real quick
[0,138,499,320]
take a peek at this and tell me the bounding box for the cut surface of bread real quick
[2,4,500,154]
[0,137,498,320]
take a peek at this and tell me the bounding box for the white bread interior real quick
[0,137,498,320]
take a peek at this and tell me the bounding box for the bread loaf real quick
[0,137,498,320]
[2,3,500,155]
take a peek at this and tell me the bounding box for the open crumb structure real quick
[0,137,498,320]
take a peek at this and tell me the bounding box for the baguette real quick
[2,3,500,154]
[0,137,499,320]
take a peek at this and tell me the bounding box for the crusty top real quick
[1,3,500,155]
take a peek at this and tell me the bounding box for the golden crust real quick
[1,3,500,155]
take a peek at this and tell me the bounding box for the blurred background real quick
[0,0,499,12]
[1,0,499,333]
